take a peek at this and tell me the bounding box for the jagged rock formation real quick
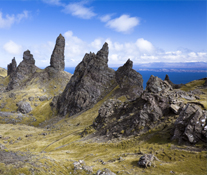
[50,34,65,71]
[172,103,207,144]
[115,59,143,100]
[91,91,171,139]
[57,42,117,116]
[7,57,17,76]
[7,50,37,90]
[146,75,172,93]
[165,74,183,89]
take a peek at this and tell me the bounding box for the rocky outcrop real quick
[115,59,143,100]
[50,34,65,71]
[91,91,171,139]
[7,50,37,90]
[146,75,172,93]
[164,74,183,89]
[172,103,207,144]
[57,42,116,116]
[7,57,17,76]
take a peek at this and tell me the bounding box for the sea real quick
[65,67,207,89]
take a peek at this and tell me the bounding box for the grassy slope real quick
[180,79,207,109]
[0,67,7,77]
[0,69,72,126]
[0,79,207,174]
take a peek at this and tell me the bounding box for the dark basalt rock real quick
[7,57,17,76]
[172,103,207,144]
[115,59,143,100]
[164,74,183,89]
[50,34,65,71]
[57,42,117,116]
[7,50,37,90]
[146,75,172,93]
[91,92,171,139]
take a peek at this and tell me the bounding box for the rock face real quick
[7,50,37,90]
[7,57,17,76]
[115,59,143,100]
[92,91,171,139]
[172,103,207,144]
[57,42,116,116]
[164,74,182,89]
[146,75,172,93]
[50,34,65,71]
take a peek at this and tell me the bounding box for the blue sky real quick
[0,0,206,68]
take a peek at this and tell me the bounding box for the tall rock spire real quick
[7,57,17,76]
[50,34,65,71]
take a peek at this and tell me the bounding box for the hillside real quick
[0,35,206,175]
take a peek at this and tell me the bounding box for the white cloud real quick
[3,41,22,55]
[100,14,113,22]
[197,52,207,57]
[188,52,197,58]
[0,11,29,29]
[136,38,154,53]
[63,2,96,19]
[106,14,139,33]
[90,38,103,50]
[1,31,206,68]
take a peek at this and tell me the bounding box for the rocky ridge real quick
[57,42,117,117]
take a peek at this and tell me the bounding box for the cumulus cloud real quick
[106,15,140,33]
[136,38,154,53]
[2,31,206,68]
[0,11,29,29]
[63,2,96,19]
[100,14,113,22]
[3,41,22,55]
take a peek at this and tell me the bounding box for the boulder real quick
[115,59,143,100]
[50,34,65,71]
[57,42,116,116]
[7,57,17,76]
[172,103,207,144]
[39,95,47,101]
[17,101,32,114]
[146,75,172,93]
[96,168,116,175]
[138,154,159,168]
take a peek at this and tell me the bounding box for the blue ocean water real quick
[65,67,207,89]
